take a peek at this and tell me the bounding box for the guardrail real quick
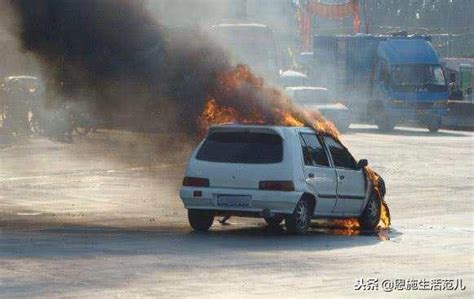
[443,101,474,130]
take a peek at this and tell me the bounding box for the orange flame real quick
[197,64,390,232]
[198,65,340,139]
[198,98,266,131]
[331,218,360,230]
[365,167,391,229]
[278,110,305,127]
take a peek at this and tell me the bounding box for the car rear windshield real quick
[196,132,283,164]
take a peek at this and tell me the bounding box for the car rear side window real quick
[323,136,357,169]
[196,132,283,164]
[300,133,330,167]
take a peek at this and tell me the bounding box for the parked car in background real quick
[1,75,43,135]
[279,70,310,88]
[286,86,351,132]
[180,125,385,234]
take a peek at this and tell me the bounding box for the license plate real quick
[217,195,251,207]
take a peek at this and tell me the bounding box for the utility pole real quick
[361,0,370,34]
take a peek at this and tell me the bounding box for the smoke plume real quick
[7,0,227,132]
[7,0,337,136]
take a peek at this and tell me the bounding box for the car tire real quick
[375,113,396,132]
[74,126,90,136]
[427,116,441,133]
[264,216,284,227]
[188,209,214,232]
[285,198,312,234]
[359,192,381,231]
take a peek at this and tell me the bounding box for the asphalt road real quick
[1,125,473,298]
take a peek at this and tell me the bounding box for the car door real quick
[323,136,366,215]
[299,133,338,216]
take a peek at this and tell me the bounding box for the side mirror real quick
[357,159,368,169]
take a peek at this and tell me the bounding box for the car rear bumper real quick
[180,187,303,215]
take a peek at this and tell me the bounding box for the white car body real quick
[180,125,373,219]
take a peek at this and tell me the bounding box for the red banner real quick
[299,0,360,50]
[306,0,358,20]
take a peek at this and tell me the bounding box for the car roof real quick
[214,23,269,29]
[4,75,39,82]
[208,124,319,137]
[280,70,308,78]
[285,86,329,92]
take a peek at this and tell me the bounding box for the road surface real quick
[1,125,473,297]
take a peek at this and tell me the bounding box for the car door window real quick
[323,136,357,169]
[300,133,330,167]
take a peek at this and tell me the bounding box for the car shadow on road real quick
[0,223,402,298]
[346,127,469,137]
[0,222,401,259]
[199,223,401,243]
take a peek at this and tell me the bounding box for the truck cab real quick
[313,34,449,132]
[371,38,448,132]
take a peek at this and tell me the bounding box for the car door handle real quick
[308,173,315,178]
[339,175,345,180]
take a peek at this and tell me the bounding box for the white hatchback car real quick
[180,125,385,234]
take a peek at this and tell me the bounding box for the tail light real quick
[182,177,210,187]
[259,181,295,191]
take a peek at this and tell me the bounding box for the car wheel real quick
[427,116,441,133]
[375,113,396,132]
[188,209,214,232]
[264,215,284,227]
[74,126,90,136]
[359,192,381,231]
[285,198,311,234]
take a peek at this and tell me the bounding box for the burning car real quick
[180,124,386,234]
[286,86,352,133]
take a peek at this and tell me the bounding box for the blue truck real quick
[312,34,449,132]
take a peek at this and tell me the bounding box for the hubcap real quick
[296,201,309,228]
[368,199,379,219]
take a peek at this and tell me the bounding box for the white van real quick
[180,125,385,234]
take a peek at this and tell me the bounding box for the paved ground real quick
[0,125,473,298]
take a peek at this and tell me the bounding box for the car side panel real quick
[318,134,369,216]
[333,168,366,215]
[303,165,338,216]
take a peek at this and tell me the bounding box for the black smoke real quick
[8,0,330,138]
[8,0,232,132]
